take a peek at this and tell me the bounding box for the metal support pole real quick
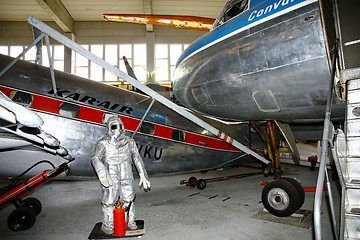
[131,99,155,139]
[44,35,58,96]
[32,27,43,65]
[325,165,339,239]
[332,0,345,70]
[314,40,338,240]
[0,33,45,78]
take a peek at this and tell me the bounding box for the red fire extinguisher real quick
[114,202,126,236]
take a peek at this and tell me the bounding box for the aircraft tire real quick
[261,179,300,217]
[21,197,42,216]
[188,177,197,187]
[282,177,305,210]
[197,179,206,190]
[7,207,36,231]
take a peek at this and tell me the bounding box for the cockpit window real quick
[59,102,80,118]
[10,91,33,108]
[140,122,156,135]
[213,0,249,28]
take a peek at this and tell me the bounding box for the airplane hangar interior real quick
[0,0,359,239]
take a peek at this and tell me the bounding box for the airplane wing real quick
[0,91,72,160]
[103,14,215,31]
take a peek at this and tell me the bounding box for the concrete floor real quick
[0,163,340,240]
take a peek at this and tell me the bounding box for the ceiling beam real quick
[142,0,154,32]
[35,0,74,33]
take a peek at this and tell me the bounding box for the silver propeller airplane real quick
[0,53,265,178]
[170,0,347,218]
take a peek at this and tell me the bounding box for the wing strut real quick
[25,16,270,165]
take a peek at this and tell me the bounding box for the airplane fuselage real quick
[0,54,264,178]
[173,0,345,122]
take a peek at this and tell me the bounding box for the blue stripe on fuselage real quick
[175,0,316,67]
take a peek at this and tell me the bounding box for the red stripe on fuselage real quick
[31,94,61,114]
[0,85,247,152]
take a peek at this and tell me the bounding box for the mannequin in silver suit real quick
[92,116,151,235]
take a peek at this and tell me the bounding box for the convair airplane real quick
[173,0,345,122]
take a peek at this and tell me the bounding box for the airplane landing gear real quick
[282,177,305,209]
[261,178,305,217]
[255,121,306,217]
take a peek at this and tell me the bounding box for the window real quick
[252,90,280,112]
[1,45,65,70]
[104,45,118,82]
[59,102,80,118]
[74,45,89,79]
[133,44,147,82]
[353,107,360,117]
[192,86,210,104]
[24,47,36,62]
[213,0,249,28]
[140,122,156,135]
[10,91,33,108]
[38,45,64,70]
[172,129,185,142]
[72,44,147,83]
[1,42,189,85]
[170,44,183,79]
[90,45,104,81]
[53,46,64,70]
[9,46,24,58]
[2,46,36,63]
[0,46,8,55]
[155,44,169,82]
[155,44,189,84]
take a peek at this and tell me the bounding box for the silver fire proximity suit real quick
[92,116,151,235]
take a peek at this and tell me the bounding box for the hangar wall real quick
[0,21,204,84]
[0,21,63,46]
[0,21,204,46]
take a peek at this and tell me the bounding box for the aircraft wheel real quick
[261,179,300,217]
[7,207,36,231]
[188,177,197,187]
[282,177,305,210]
[21,197,42,216]
[197,179,206,190]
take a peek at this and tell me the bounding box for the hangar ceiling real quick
[0,0,228,29]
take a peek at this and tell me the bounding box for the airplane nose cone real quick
[0,91,44,128]
[19,113,44,128]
